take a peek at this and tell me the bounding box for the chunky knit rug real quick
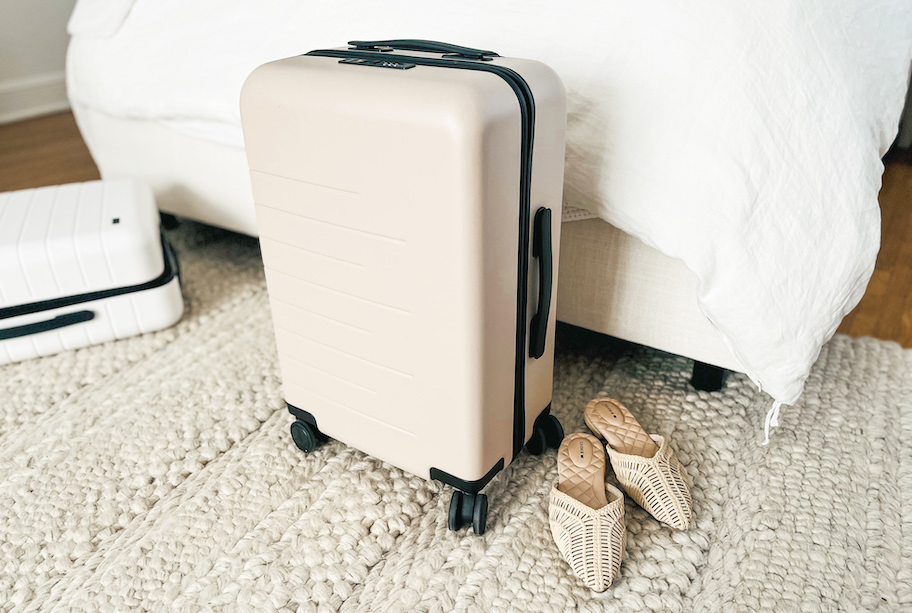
[1,222,910,612]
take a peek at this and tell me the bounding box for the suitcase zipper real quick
[306,47,537,464]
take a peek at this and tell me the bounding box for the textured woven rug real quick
[1,222,910,612]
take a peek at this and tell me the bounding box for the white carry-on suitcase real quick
[0,180,184,365]
[240,39,566,533]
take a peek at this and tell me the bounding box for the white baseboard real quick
[0,72,70,125]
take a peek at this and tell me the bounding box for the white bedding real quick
[66,0,912,405]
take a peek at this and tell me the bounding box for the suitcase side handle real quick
[348,39,499,60]
[529,207,552,359]
[0,309,95,341]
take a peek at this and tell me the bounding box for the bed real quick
[65,0,912,414]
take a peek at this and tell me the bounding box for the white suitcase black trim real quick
[0,180,184,364]
[0,229,181,353]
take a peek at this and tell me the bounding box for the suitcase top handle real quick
[348,39,499,61]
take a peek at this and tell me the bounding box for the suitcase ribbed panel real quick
[0,181,163,308]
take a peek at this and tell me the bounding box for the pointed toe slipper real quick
[549,433,626,592]
[584,398,693,530]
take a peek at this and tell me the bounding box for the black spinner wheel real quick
[448,491,463,532]
[448,490,488,535]
[541,414,564,449]
[524,427,548,456]
[471,493,488,535]
[525,413,564,455]
[289,419,321,453]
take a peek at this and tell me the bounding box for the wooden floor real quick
[2,111,912,346]
[0,111,100,191]
[836,147,912,346]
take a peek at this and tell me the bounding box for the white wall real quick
[0,0,77,124]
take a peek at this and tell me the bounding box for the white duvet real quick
[66,0,912,405]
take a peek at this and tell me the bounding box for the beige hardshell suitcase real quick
[240,40,565,534]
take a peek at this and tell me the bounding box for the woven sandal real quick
[584,398,693,530]
[549,433,626,592]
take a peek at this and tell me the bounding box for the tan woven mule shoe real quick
[549,433,626,592]
[584,398,693,530]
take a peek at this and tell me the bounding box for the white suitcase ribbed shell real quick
[241,45,565,488]
[0,180,184,364]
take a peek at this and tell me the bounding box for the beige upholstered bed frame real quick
[557,219,740,372]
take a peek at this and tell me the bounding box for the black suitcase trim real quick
[287,403,318,427]
[306,47,540,463]
[430,460,506,496]
[0,227,180,322]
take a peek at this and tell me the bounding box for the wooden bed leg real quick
[690,361,727,392]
